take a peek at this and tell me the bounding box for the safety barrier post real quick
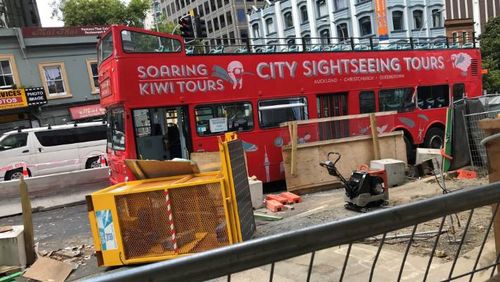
[479,118,500,273]
[370,113,381,160]
[19,175,36,265]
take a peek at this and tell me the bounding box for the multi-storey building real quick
[444,0,499,43]
[0,26,106,134]
[153,0,266,43]
[0,0,40,28]
[247,0,446,47]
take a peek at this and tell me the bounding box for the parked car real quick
[0,122,107,181]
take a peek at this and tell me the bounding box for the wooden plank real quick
[370,113,381,160]
[282,131,403,150]
[279,111,397,127]
[290,122,298,176]
[19,177,35,265]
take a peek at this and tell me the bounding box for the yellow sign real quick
[0,89,28,110]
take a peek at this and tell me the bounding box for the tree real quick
[55,0,150,27]
[481,16,500,93]
[154,16,181,35]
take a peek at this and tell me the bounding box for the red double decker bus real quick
[98,25,482,184]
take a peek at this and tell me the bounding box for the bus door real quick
[317,92,349,140]
[132,106,190,161]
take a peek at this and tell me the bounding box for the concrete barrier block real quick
[248,178,263,209]
[0,225,26,267]
[416,148,442,169]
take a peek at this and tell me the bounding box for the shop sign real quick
[70,104,106,120]
[25,87,48,106]
[0,89,28,110]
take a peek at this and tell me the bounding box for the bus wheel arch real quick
[424,124,445,150]
[395,128,416,164]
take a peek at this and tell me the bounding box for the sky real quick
[36,0,132,27]
[36,0,64,27]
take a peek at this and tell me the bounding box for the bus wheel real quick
[424,127,444,149]
[86,157,100,169]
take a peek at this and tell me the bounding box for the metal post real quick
[410,37,414,49]
[369,37,373,50]
[350,37,355,50]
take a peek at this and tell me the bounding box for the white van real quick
[0,122,107,181]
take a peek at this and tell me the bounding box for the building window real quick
[287,38,295,46]
[359,16,372,36]
[336,23,349,41]
[208,20,213,32]
[237,9,246,23]
[452,32,457,43]
[334,0,346,10]
[432,9,442,28]
[214,17,219,30]
[316,0,327,17]
[197,5,203,16]
[265,18,275,34]
[204,1,210,14]
[226,11,232,25]
[392,11,403,31]
[252,23,260,38]
[220,15,226,28]
[284,11,293,28]
[217,0,222,8]
[0,55,19,89]
[303,34,311,46]
[300,6,308,23]
[86,59,99,94]
[413,10,423,29]
[462,31,468,43]
[38,62,71,99]
[320,29,330,44]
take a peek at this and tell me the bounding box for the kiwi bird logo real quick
[451,53,472,74]
[211,61,253,90]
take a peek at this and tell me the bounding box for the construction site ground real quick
[0,174,493,281]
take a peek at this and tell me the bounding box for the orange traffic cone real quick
[100,155,107,167]
[22,163,29,178]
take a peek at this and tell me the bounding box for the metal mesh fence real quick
[463,109,500,175]
[115,182,230,260]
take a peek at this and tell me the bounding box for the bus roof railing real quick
[181,35,479,55]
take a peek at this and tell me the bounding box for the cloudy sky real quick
[36,0,63,27]
[36,0,132,27]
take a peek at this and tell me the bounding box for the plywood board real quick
[191,152,221,172]
[23,257,73,282]
[282,132,406,193]
[125,159,200,179]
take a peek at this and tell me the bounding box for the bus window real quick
[359,91,376,113]
[121,30,181,53]
[107,108,125,151]
[98,33,113,65]
[195,102,253,135]
[379,88,415,113]
[258,97,307,128]
[453,83,465,101]
[417,85,449,109]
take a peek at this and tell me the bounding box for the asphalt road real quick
[0,204,106,281]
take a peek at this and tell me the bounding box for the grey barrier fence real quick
[464,109,500,175]
[85,181,500,282]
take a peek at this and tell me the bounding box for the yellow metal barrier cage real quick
[86,133,255,266]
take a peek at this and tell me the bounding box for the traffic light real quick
[195,16,208,38]
[179,16,194,38]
